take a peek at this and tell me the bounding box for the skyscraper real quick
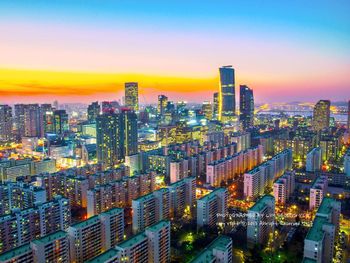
[313,100,330,131]
[239,85,254,130]
[87,101,101,122]
[40,103,54,135]
[14,104,25,138]
[53,110,69,135]
[219,66,235,122]
[0,105,13,141]
[157,95,168,117]
[202,101,213,120]
[24,104,41,137]
[120,109,138,156]
[213,92,219,119]
[96,112,121,167]
[125,82,139,111]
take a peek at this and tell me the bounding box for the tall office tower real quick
[40,104,54,135]
[24,104,41,137]
[202,101,213,120]
[157,95,168,117]
[87,101,101,122]
[273,170,295,204]
[191,235,233,262]
[306,147,322,172]
[303,198,341,263]
[239,85,254,130]
[313,100,331,131]
[132,188,170,234]
[197,188,227,228]
[96,113,121,167]
[309,175,328,210]
[219,66,235,122]
[0,105,13,141]
[125,82,139,111]
[168,176,196,218]
[53,110,68,135]
[121,109,138,156]
[213,92,219,119]
[31,231,70,262]
[99,208,124,249]
[247,195,275,247]
[68,216,102,263]
[14,104,26,138]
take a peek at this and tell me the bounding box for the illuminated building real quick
[31,231,70,262]
[218,66,235,122]
[197,188,227,228]
[344,149,350,176]
[244,148,292,199]
[24,104,41,137]
[87,101,101,122]
[87,184,114,217]
[348,100,350,130]
[168,176,196,218]
[14,104,26,138]
[202,101,213,120]
[273,170,295,204]
[96,112,122,168]
[91,221,171,263]
[68,216,103,262]
[0,159,31,182]
[247,195,275,247]
[40,103,54,135]
[0,231,69,263]
[303,198,340,263]
[191,235,232,263]
[125,153,141,176]
[319,134,340,162]
[0,182,46,215]
[121,109,138,156]
[213,92,219,119]
[239,85,254,130]
[53,110,69,135]
[99,208,125,249]
[157,95,168,118]
[0,196,70,254]
[132,188,170,233]
[306,147,322,172]
[124,82,139,111]
[309,175,328,210]
[313,100,330,131]
[0,105,13,141]
[203,131,225,147]
[170,159,189,183]
[229,131,251,152]
[207,145,263,187]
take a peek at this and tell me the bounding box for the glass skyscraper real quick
[240,85,254,130]
[219,66,235,122]
[125,82,139,112]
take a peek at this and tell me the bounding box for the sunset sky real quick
[1,0,349,104]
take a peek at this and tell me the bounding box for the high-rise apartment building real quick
[239,85,254,130]
[247,195,275,247]
[313,100,331,131]
[0,105,13,141]
[306,147,322,172]
[219,66,235,122]
[197,188,227,228]
[309,175,328,210]
[121,109,138,156]
[24,104,41,137]
[273,170,295,204]
[125,82,139,111]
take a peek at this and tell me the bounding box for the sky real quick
[0,0,350,104]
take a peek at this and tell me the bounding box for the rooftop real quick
[70,215,100,229]
[116,232,147,249]
[31,231,67,245]
[0,244,31,261]
[305,216,332,242]
[145,220,170,232]
[249,195,274,213]
[316,197,339,216]
[198,188,226,202]
[85,248,119,263]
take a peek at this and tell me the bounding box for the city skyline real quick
[1,1,350,104]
